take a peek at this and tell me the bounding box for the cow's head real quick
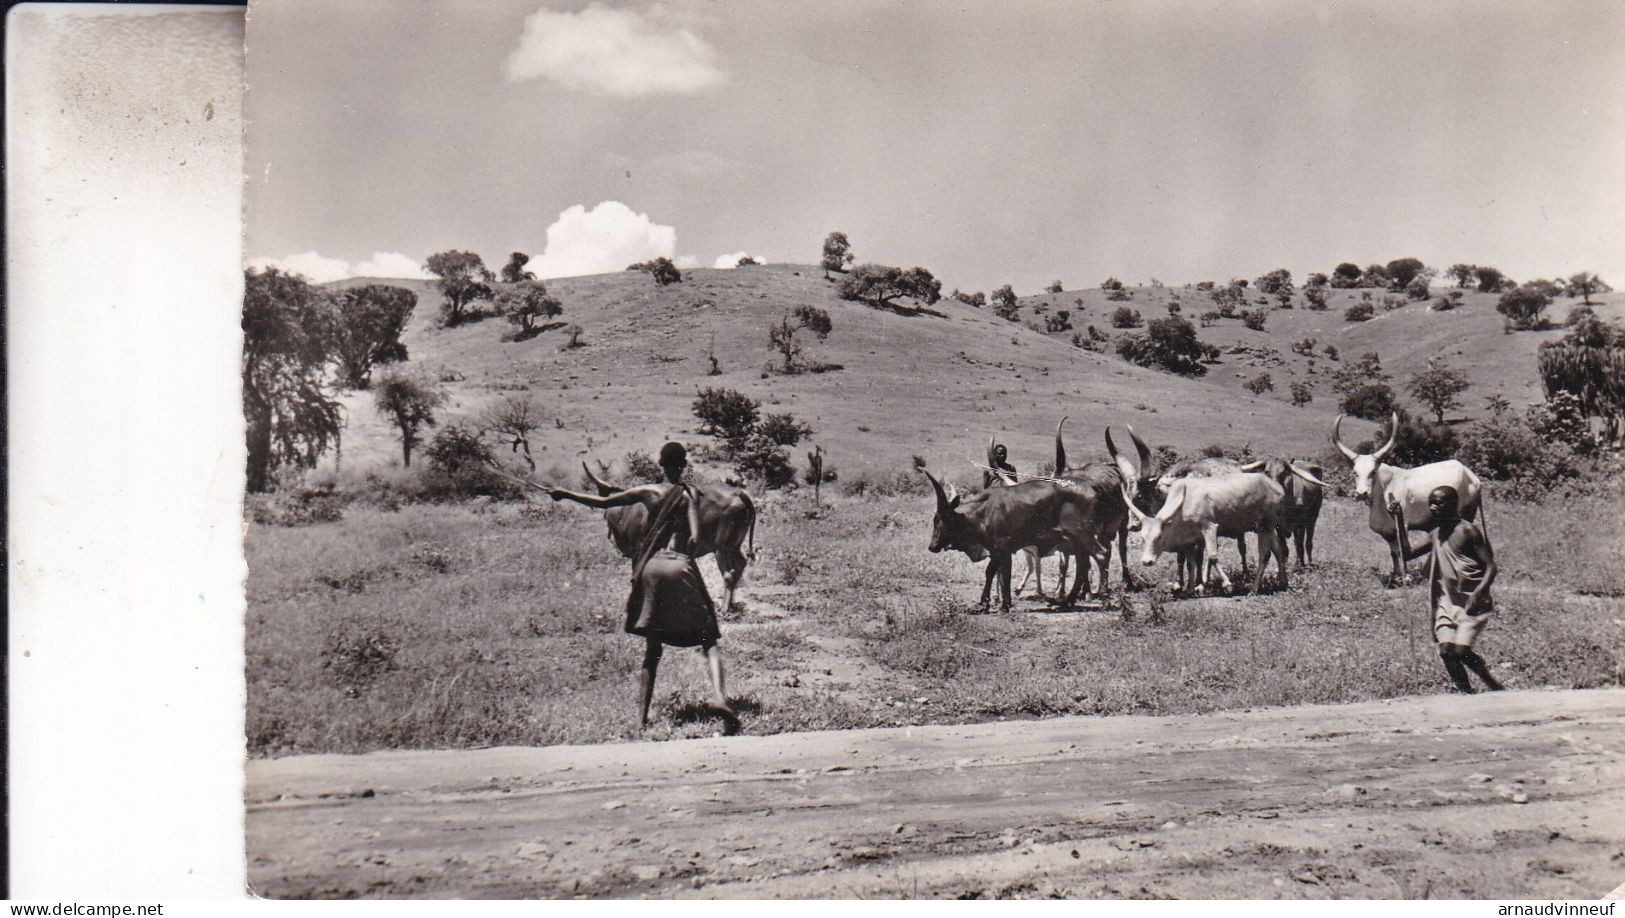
[1333,412,1397,499]
[1118,473,1184,565]
[1103,424,1157,509]
[582,462,620,497]
[1237,457,1326,490]
[925,470,987,561]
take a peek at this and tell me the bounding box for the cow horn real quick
[582,462,619,496]
[1118,473,1147,524]
[1105,426,1139,485]
[1332,414,1358,462]
[1156,480,1186,522]
[987,434,997,468]
[1238,460,1265,473]
[924,469,950,510]
[1126,424,1151,470]
[1289,463,1327,487]
[1054,416,1069,472]
[1373,412,1400,461]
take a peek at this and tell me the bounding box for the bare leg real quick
[639,639,664,728]
[1459,649,1504,691]
[1440,646,1474,694]
[700,642,739,734]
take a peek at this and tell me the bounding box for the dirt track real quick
[247,688,1625,899]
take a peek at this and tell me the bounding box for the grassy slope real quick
[1013,284,1623,419]
[323,267,1382,484]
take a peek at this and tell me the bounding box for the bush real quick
[732,434,796,488]
[1290,381,1313,406]
[1111,306,1144,328]
[1323,344,1340,360]
[758,411,813,447]
[693,387,760,445]
[1044,309,1073,332]
[1525,391,1594,454]
[1497,285,1552,330]
[1244,373,1274,395]
[1374,410,1457,466]
[1380,294,1405,311]
[1303,286,1330,310]
[1457,415,1578,494]
[418,424,524,501]
[1344,302,1375,322]
[622,451,664,484]
[991,285,1020,320]
[1339,383,1397,421]
[1239,307,1269,331]
[1116,316,1207,376]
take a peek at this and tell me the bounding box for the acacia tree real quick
[1407,360,1471,423]
[1474,265,1509,293]
[768,305,833,372]
[1331,262,1363,288]
[1384,257,1426,290]
[837,264,941,310]
[1567,272,1611,306]
[332,284,416,388]
[242,268,343,492]
[481,393,543,471]
[821,232,854,278]
[1447,264,1476,288]
[500,252,535,283]
[1497,284,1552,330]
[638,257,682,286]
[990,285,1019,320]
[373,369,446,468]
[496,279,563,333]
[425,250,494,326]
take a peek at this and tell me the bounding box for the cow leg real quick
[1056,553,1070,603]
[715,546,746,612]
[1390,503,1410,584]
[1016,549,1035,597]
[1000,552,1014,611]
[1236,535,1250,580]
[1063,550,1087,609]
[1204,525,1232,593]
[1117,524,1138,592]
[980,562,997,610]
[1305,522,1316,566]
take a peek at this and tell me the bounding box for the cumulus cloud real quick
[505,3,725,97]
[246,251,430,284]
[712,252,756,269]
[529,201,677,279]
[674,255,701,270]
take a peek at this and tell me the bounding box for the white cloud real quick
[675,255,701,270]
[529,201,677,279]
[712,251,755,269]
[505,3,725,97]
[245,251,429,284]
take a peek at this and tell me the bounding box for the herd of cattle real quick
[578,412,1486,612]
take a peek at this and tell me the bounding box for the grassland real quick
[246,479,1625,756]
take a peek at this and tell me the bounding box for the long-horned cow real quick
[925,470,1114,611]
[1332,413,1484,584]
[983,437,1070,601]
[1238,457,1325,568]
[1051,417,1138,593]
[1119,471,1293,594]
[582,464,757,610]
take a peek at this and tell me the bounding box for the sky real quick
[245,0,1625,295]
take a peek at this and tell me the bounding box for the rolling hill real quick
[316,266,1615,485]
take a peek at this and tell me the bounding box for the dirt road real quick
[247,688,1625,899]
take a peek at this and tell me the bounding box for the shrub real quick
[1167,302,1181,316]
[561,324,586,348]
[1290,381,1313,406]
[1344,302,1375,322]
[1046,280,1064,294]
[1380,294,1405,311]
[1407,361,1471,423]
[1239,307,1269,331]
[635,256,683,286]
[1044,310,1073,332]
[1457,415,1578,494]
[692,387,759,445]
[1116,316,1207,376]
[1199,310,1221,327]
[1497,285,1552,330]
[758,411,813,447]
[991,285,1020,320]
[1525,391,1594,455]
[1111,306,1144,328]
[1244,373,1274,395]
[1323,344,1339,360]
[1101,277,1124,292]
[1405,275,1432,300]
[1339,382,1396,421]
[1431,295,1458,311]
[1303,285,1330,310]
[732,434,796,488]
[1374,409,1457,466]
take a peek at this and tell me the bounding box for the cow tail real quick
[1477,497,1490,545]
[743,492,758,561]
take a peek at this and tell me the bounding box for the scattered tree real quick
[1111,306,1144,328]
[1290,381,1313,407]
[373,369,446,468]
[821,231,854,277]
[837,264,942,310]
[1331,262,1363,288]
[768,305,833,372]
[1567,272,1611,305]
[1116,316,1208,376]
[1303,285,1330,310]
[1497,284,1552,330]
[1407,359,1471,423]
[1240,307,1269,331]
[1044,309,1073,333]
[1339,382,1398,422]
[1046,280,1064,294]
[496,279,563,334]
[500,252,535,283]
[481,393,543,471]
[636,256,682,286]
[1345,302,1375,322]
[1474,265,1509,293]
[1244,373,1274,395]
[561,324,586,349]
[991,285,1020,320]
[1538,313,1625,443]
[737,255,761,267]
[1447,264,1476,288]
[331,283,415,389]
[1405,274,1432,300]
[242,268,343,493]
[953,289,986,307]
[1254,269,1293,295]
[1384,257,1426,290]
[692,387,760,446]
[425,250,494,326]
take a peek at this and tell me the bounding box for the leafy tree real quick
[1254,269,1293,295]
[1303,285,1330,310]
[1111,306,1144,328]
[1101,277,1124,292]
[1447,264,1476,288]
[1567,272,1611,305]
[991,285,1020,320]
[1331,351,1389,398]
[332,283,415,389]
[425,250,494,326]
[954,289,986,307]
[500,252,535,283]
[1497,284,1552,330]
[1305,272,1329,288]
[1044,309,1073,332]
[692,387,760,446]
[425,423,495,476]
[638,256,682,286]
[1116,316,1208,376]
[1407,360,1470,422]
[1331,262,1363,288]
[242,268,343,493]
[837,264,941,310]
[1360,263,1391,289]
[1538,314,1625,443]
[1210,282,1245,316]
[758,411,813,446]
[821,231,854,277]
[1384,258,1426,290]
[1345,302,1375,322]
[1240,307,1269,331]
[1474,265,1508,293]
[373,368,446,468]
[1339,383,1397,422]
[1405,274,1432,300]
[496,280,563,333]
[481,393,543,471]
[561,324,586,348]
[768,305,833,372]
[1290,381,1313,407]
[1046,280,1064,294]
[736,255,761,267]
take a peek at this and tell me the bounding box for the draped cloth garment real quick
[1427,523,1492,646]
[624,484,720,648]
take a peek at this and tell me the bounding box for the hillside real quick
[1011,282,1620,419]
[315,266,1616,484]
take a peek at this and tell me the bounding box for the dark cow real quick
[582,464,756,611]
[1239,457,1325,568]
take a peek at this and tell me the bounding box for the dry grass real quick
[247,478,1624,756]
